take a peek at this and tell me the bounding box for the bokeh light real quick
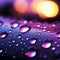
[30,0,59,19]
[37,1,59,18]
[13,0,28,14]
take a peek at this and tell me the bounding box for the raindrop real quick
[30,38,37,44]
[11,22,19,28]
[20,25,31,33]
[0,32,7,39]
[42,42,51,48]
[0,21,3,27]
[25,51,36,58]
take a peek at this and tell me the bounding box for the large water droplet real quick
[0,21,3,27]
[11,22,19,28]
[25,51,36,58]
[20,25,31,33]
[30,38,37,44]
[0,32,7,39]
[42,42,51,48]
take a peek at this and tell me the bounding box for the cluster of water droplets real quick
[0,19,60,59]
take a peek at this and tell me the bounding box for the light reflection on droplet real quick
[18,35,22,39]
[0,49,3,53]
[11,22,19,28]
[30,38,37,44]
[0,32,7,39]
[42,42,51,48]
[25,51,36,58]
[52,47,55,50]
[9,30,12,33]
[20,25,31,33]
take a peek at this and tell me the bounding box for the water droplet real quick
[37,24,40,27]
[18,35,22,39]
[12,40,15,43]
[25,51,36,58]
[42,42,51,48]
[43,26,47,29]
[16,44,19,46]
[52,24,56,27]
[0,49,3,53]
[30,38,37,44]
[9,30,12,33]
[52,47,55,50]
[42,29,46,32]
[20,25,31,33]
[0,32,7,39]
[0,21,3,27]
[11,22,19,28]
[26,37,29,40]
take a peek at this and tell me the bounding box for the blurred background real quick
[0,0,60,23]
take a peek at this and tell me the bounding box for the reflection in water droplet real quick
[25,51,36,58]
[30,38,37,44]
[42,42,51,48]
[0,32,7,39]
[11,22,19,28]
[0,21,3,27]
[20,25,31,33]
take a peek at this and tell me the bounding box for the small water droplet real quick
[52,24,56,27]
[12,40,15,43]
[42,42,51,48]
[43,26,47,29]
[11,22,19,28]
[25,51,36,58]
[0,49,3,53]
[18,35,22,39]
[0,32,7,39]
[16,44,19,46]
[52,47,55,50]
[30,38,37,44]
[20,25,31,33]
[9,30,12,33]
